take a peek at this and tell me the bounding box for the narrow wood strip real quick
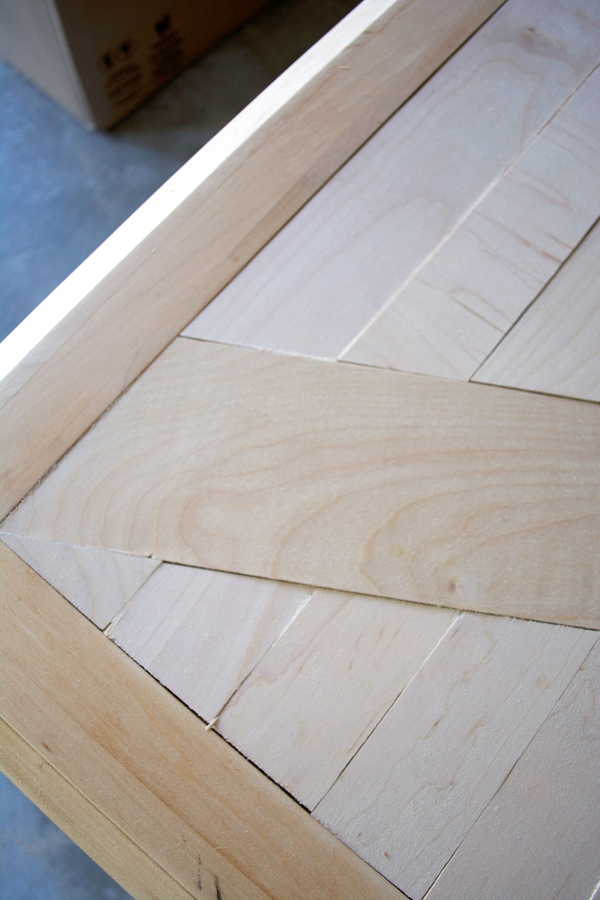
[185,0,600,363]
[108,562,314,723]
[216,590,456,810]
[313,613,599,899]
[0,719,196,900]
[0,542,407,900]
[0,533,160,628]
[474,219,600,401]
[424,638,600,900]
[4,339,599,627]
[0,0,506,522]
[345,66,600,379]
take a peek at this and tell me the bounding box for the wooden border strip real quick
[0,720,196,900]
[0,542,407,900]
[0,0,505,520]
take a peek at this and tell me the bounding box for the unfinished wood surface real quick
[108,563,313,723]
[184,0,600,361]
[5,338,599,628]
[0,0,505,523]
[0,542,407,900]
[314,612,599,899]
[474,219,600,402]
[0,719,196,900]
[345,66,600,379]
[424,638,600,900]
[0,533,159,629]
[216,590,456,810]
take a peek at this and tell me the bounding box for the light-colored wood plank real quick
[474,219,600,401]
[424,638,600,900]
[0,542,408,900]
[184,0,600,362]
[344,66,600,379]
[4,338,599,628]
[0,533,159,628]
[216,590,456,810]
[107,563,313,723]
[314,613,599,900]
[0,0,505,522]
[0,719,196,900]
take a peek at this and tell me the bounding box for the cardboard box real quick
[0,0,271,129]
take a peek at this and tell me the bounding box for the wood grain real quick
[474,219,600,401]
[4,339,599,628]
[0,0,506,522]
[108,563,313,723]
[185,0,600,362]
[0,542,408,900]
[0,719,196,900]
[424,638,600,900]
[345,66,600,379]
[216,590,456,809]
[314,612,599,899]
[0,533,159,629]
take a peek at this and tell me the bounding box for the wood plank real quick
[423,638,600,900]
[313,613,599,900]
[0,542,408,900]
[107,563,314,723]
[0,533,159,629]
[184,0,600,362]
[216,590,456,810]
[0,719,196,900]
[474,219,600,401]
[0,0,506,522]
[344,66,600,379]
[4,338,599,628]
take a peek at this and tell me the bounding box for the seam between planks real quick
[338,59,600,365]
[468,212,600,385]
[418,631,600,899]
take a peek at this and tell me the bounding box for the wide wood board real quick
[4,337,598,628]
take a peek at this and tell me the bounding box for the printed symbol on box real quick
[99,50,115,72]
[155,14,172,35]
[118,39,136,61]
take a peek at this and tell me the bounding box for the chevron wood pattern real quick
[423,638,600,900]
[313,613,598,899]
[474,218,600,401]
[3,338,598,628]
[344,68,600,378]
[184,0,600,365]
[2,0,600,897]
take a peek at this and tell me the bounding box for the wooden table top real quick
[1,1,599,898]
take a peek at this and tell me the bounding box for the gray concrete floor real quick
[0,0,359,342]
[0,1,359,896]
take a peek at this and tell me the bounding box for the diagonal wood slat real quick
[187,0,600,366]
[474,218,600,401]
[345,66,600,379]
[4,339,599,628]
[0,0,506,522]
[313,613,599,899]
[423,638,600,900]
[0,542,407,900]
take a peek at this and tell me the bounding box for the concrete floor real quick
[0,1,359,896]
[0,0,359,342]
